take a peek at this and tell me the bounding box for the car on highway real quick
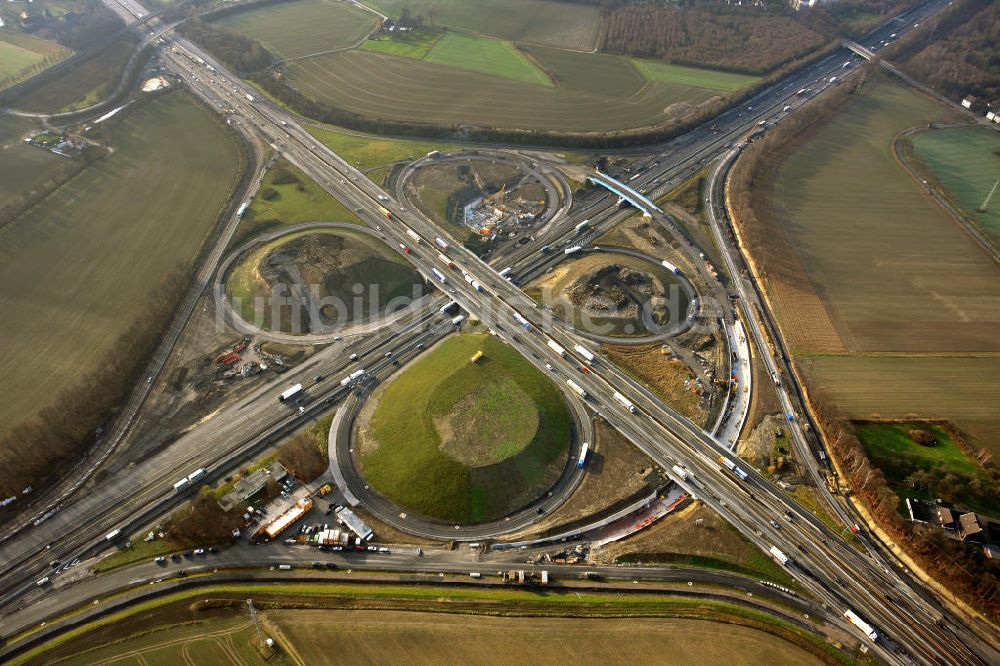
[154,556,166,565]
[193,548,205,556]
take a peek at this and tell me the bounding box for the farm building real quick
[958,512,984,542]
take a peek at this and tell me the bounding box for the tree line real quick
[889,0,1000,103]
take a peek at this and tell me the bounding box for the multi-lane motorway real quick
[2,0,996,662]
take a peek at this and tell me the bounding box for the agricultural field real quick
[910,125,1000,245]
[0,115,68,212]
[366,0,602,51]
[0,31,71,89]
[13,36,136,112]
[23,585,834,666]
[799,354,1000,456]
[272,609,822,665]
[749,79,999,355]
[359,333,571,523]
[524,46,646,97]
[285,47,731,132]
[231,160,362,246]
[854,421,999,516]
[424,33,551,86]
[0,92,242,435]
[215,0,377,60]
[225,229,423,333]
[632,59,760,92]
[40,615,270,666]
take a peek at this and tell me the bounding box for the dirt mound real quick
[566,264,674,327]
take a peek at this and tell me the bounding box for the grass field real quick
[854,421,999,515]
[633,59,760,92]
[799,354,1000,456]
[424,32,551,86]
[756,79,998,355]
[285,48,728,132]
[307,125,461,169]
[0,92,242,435]
[910,126,1000,245]
[216,0,377,60]
[231,160,362,246]
[361,333,571,522]
[0,32,71,88]
[366,0,602,51]
[362,26,441,59]
[14,36,136,112]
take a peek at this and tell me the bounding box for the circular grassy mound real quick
[359,333,572,523]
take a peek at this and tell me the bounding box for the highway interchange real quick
[1,0,997,663]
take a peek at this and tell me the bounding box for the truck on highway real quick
[844,609,878,641]
[405,229,421,243]
[340,369,365,386]
[574,220,589,233]
[470,279,483,292]
[431,268,447,283]
[769,545,789,565]
[279,384,303,403]
[512,312,531,330]
[547,339,566,357]
[771,372,781,387]
[236,202,248,218]
[173,478,189,492]
[434,237,449,250]
[245,94,255,102]
[498,267,512,279]
[573,344,595,364]
[106,528,122,541]
[564,246,582,255]
[566,379,587,398]
[451,315,465,326]
[671,464,689,481]
[437,252,455,269]
[378,205,392,220]
[612,391,636,413]
[187,468,206,484]
[718,455,749,480]
[660,260,681,275]
[441,301,459,315]
[577,442,590,468]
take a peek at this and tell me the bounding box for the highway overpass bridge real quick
[587,171,662,217]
